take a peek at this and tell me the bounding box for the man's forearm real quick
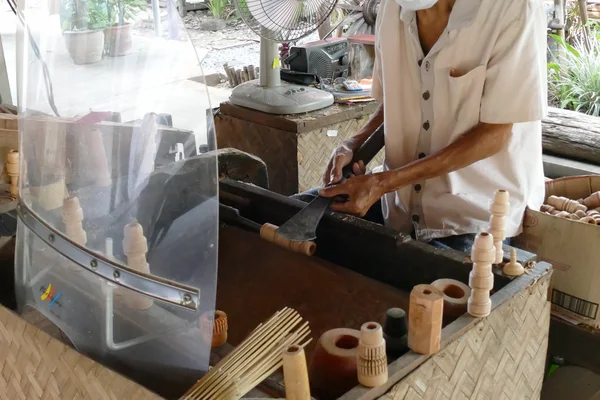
[377,122,513,193]
[345,104,384,152]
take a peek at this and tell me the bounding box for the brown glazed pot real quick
[308,328,361,399]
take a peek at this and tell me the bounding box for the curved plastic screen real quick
[14,2,218,397]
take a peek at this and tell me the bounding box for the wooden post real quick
[578,0,591,48]
[555,0,566,42]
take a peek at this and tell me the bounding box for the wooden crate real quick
[215,102,382,195]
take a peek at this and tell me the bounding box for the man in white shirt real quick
[298,0,547,252]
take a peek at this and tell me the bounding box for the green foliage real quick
[60,0,108,31]
[106,0,146,26]
[208,0,228,19]
[548,33,600,117]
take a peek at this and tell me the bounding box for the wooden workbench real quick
[0,150,553,400]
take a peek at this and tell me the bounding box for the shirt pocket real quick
[447,65,487,136]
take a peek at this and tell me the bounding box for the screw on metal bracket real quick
[48,234,55,243]
[90,259,98,270]
[113,270,120,280]
[182,293,192,306]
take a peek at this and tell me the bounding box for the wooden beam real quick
[542,107,600,165]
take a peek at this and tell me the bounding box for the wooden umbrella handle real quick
[260,223,316,256]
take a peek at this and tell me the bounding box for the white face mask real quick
[395,0,439,11]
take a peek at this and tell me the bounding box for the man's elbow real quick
[481,122,513,154]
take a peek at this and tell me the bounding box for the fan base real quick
[229,80,334,115]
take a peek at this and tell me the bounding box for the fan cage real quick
[234,0,339,42]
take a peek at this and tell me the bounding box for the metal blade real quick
[275,196,332,241]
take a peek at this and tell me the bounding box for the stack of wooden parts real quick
[468,233,495,318]
[0,112,18,184]
[542,193,600,224]
[223,63,259,88]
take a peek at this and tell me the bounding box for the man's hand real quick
[318,173,385,217]
[323,144,368,185]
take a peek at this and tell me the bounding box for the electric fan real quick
[230,0,338,114]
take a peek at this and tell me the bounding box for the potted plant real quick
[104,0,146,57]
[60,0,108,64]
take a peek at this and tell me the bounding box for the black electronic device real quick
[285,37,349,80]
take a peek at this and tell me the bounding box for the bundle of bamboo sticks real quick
[182,307,311,400]
[223,63,260,88]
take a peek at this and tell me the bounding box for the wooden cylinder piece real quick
[382,308,408,359]
[283,344,311,400]
[548,195,587,213]
[260,223,316,256]
[6,149,18,199]
[431,278,470,319]
[584,192,600,209]
[408,284,443,355]
[200,310,228,348]
[503,248,524,277]
[357,322,388,388]
[468,232,494,318]
[309,328,360,399]
[119,221,153,310]
[489,189,510,264]
[61,196,87,246]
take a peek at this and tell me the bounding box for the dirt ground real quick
[134,5,319,77]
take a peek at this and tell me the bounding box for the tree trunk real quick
[542,107,600,165]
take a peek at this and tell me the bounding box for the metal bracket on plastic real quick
[18,204,200,311]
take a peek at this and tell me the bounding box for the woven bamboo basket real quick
[0,304,163,400]
[338,262,551,400]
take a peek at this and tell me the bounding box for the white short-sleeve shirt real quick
[371,0,548,241]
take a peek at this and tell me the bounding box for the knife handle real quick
[341,124,385,180]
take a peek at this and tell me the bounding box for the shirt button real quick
[412,215,420,223]
[423,121,430,130]
[418,152,426,159]
[423,91,430,100]
[414,184,422,192]
[425,61,430,71]
[418,59,423,67]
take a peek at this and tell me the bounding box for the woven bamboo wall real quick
[381,274,551,400]
[0,304,163,400]
[215,103,382,195]
[216,116,299,195]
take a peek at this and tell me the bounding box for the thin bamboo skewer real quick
[222,333,312,399]
[189,314,306,399]
[191,309,299,397]
[200,319,308,399]
[183,307,310,400]
[223,333,313,399]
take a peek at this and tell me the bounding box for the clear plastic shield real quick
[14,1,218,396]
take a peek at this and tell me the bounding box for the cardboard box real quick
[516,175,600,329]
